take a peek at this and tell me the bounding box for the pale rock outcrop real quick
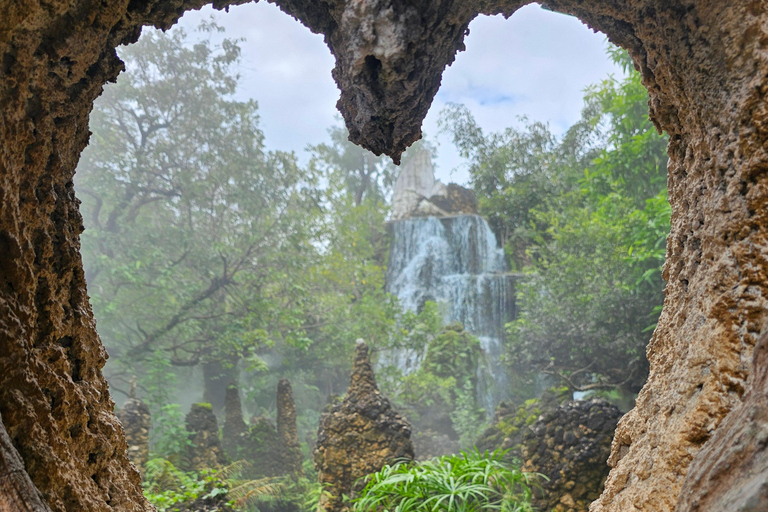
[390,149,476,220]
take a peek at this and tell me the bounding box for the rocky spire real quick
[222,384,247,460]
[277,379,303,475]
[314,340,414,512]
[117,398,151,477]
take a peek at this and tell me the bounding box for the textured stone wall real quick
[314,341,414,512]
[2,1,768,511]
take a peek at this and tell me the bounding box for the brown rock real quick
[183,403,227,471]
[222,384,248,461]
[522,399,622,512]
[3,1,768,511]
[314,341,414,512]
[117,398,151,477]
[277,378,303,475]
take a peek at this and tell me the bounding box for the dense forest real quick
[75,23,668,512]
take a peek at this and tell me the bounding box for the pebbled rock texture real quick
[183,403,227,472]
[521,399,623,512]
[116,398,151,477]
[2,1,768,511]
[276,378,303,476]
[314,341,414,512]
[222,384,248,461]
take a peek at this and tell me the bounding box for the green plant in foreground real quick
[352,450,540,512]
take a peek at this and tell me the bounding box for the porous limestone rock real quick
[117,398,151,477]
[222,384,248,461]
[3,1,768,511]
[277,378,303,475]
[183,403,227,472]
[314,341,414,512]
[522,399,623,512]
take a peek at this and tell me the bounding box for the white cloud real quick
[174,2,623,185]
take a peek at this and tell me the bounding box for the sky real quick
[167,2,624,185]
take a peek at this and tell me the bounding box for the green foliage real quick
[351,450,538,512]
[423,323,481,385]
[78,24,323,395]
[442,46,669,395]
[143,458,285,512]
[449,380,489,450]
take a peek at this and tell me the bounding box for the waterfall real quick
[385,215,516,413]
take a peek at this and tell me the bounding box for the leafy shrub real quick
[352,450,539,512]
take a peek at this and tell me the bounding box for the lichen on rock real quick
[314,340,414,512]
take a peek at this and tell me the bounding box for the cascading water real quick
[386,214,516,413]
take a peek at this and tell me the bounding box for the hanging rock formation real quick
[522,399,623,512]
[183,403,227,472]
[117,398,151,477]
[222,384,248,461]
[277,378,303,475]
[3,1,768,511]
[314,341,414,512]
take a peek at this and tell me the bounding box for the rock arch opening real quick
[1,2,767,512]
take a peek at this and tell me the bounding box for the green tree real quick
[77,24,322,406]
[441,47,669,397]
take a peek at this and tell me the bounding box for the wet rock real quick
[183,403,227,471]
[117,398,151,477]
[277,379,303,475]
[222,384,248,461]
[314,341,414,512]
[522,399,622,512]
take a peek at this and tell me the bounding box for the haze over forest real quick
[74,6,668,511]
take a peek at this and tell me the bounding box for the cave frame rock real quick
[1,1,768,511]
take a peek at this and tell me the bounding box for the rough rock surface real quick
[675,329,768,511]
[117,398,151,477]
[314,341,414,512]
[522,399,623,512]
[276,378,303,475]
[222,384,248,461]
[183,404,227,472]
[3,1,768,511]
